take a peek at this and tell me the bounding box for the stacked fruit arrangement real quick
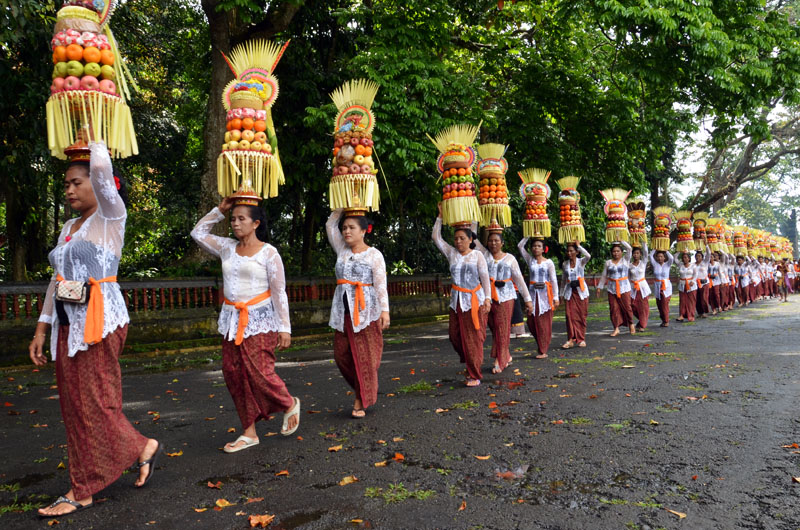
[626,199,647,248]
[555,176,585,243]
[217,40,287,200]
[746,230,757,257]
[45,0,137,159]
[733,227,747,256]
[692,212,709,249]
[476,143,511,226]
[599,188,631,243]
[329,79,380,212]
[519,168,551,238]
[705,218,722,252]
[769,236,780,256]
[674,210,695,252]
[429,124,481,227]
[651,206,673,251]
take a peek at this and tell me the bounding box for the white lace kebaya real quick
[432,218,491,312]
[517,238,559,316]
[473,239,532,304]
[39,142,129,359]
[560,244,591,301]
[629,241,652,299]
[597,241,633,296]
[326,210,389,333]
[191,208,291,340]
[649,249,675,299]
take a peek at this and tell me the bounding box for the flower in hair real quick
[114,176,120,190]
[367,224,373,234]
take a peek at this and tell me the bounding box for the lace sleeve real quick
[666,250,675,267]
[326,209,346,256]
[517,237,532,270]
[372,249,390,312]
[266,247,291,333]
[577,244,591,266]
[432,217,457,262]
[703,245,711,264]
[473,235,489,260]
[38,275,57,324]
[89,142,125,221]
[648,249,657,269]
[548,260,559,301]
[598,260,609,290]
[476,251,491,299]
[620,240,632,265]
[190,207,233,258]
[510,257,532,302]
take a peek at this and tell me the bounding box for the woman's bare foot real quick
[134,438,159,487]
[352,397,366,418]
[577,341,586,347]
[466,378,481,387]
[37,490,92,517]
[562,340,575,349]
[609,328,620,337]
[535,353,548,359]
[492,363,502,374]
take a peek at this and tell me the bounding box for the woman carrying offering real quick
[518,237,560,358]
[191,193,300,450]
[707,250,722,315]
[475,223,533,373]
[734,255,751,307]
[748,255,762,302]
[30,141,160,517]
[649,248,675,327]
[433,207,491,386]
[596,241,636,337]
[326,209,390,417]
[561,242,591,348]
[694,244,712,317]
[675,251,698,322]
[629,241,651,331]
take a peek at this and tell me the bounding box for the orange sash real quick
[57,274,117,345]
[224,289,272,345]
[610,277,628,298]
[452,284,482,330]
[656,279,669,293]
[337,279,372,326]
[490,276,512,302]
[632,279,644,292]
[530,281,554,309]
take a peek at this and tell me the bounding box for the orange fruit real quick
[458,190,467,197]
[54,46,67,62]
[354,144,366,155]
[226,121,232,131]
[83,46,101,63]
[489,191,496,198]
[229,118,242,130]
[457,168,466,176]
[490,185,497,191]
[254,120,266,132]
[65,44,83,61]
[52,52,58,64]
[364,147,373,156]
[100,49,115,65]
[242,118,255,130]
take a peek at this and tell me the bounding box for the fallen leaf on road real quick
[621,365,636,369]
[215,499,235,508]
[350,519,363,524]
[307,410,321,414]
[32,423,48,428]
[248,514,275,527]
[792,476,800,483]
[339,475,358,486]
[208,394,215,398]
[245,497,264,504]
[589,394,598,399]
[783,443,800,449]
[47,521,59,526]
[625,393,632,397]
[409,369,415,375]
[376,440,387,445]
[393,452,405,462]
[297,436,303,441]
[235,511,246,516]
[329,445,343,452]
[227,427,236,433]
[275,470,289,477]
[559,394,572,398]
[392,437,404,442]
[545,384,558,388]
[686,397,698,401]
[207,481,222,489]
[474,455,491,460]
[458,500,467,511]
[488,402,498,408]
[204,417,216,421]
[665,508,686,519]
[650,420,659,425]
[435,408,449,413]
[551,420,564,424]
[504,443,514,447]
[374,460,388,467]
[166,450,183,457]
[721,391,730,394]
[193,508,207,513]
[692,475,698,481]
[391,377,401,381]
[264,432,277,437]
[57,462,65,469]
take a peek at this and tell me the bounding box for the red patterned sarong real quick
[55,325,147,499]
[564,295,588,343]
[708,284,721,311]
[679,290,696,321]
[222,332,294,428]
[631,293,650,329]
[527,298,553,356]
[656,295,670,324]
[608,292,634,328]
[488,299,514,370]
[449,308,487,380]
[334,314,383,408]
[696,283,709,315]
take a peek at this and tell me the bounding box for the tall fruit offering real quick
[599,188,631,243]
[651,206,673,251]
[519,168,552,238]
[706,218,722,252]
[626,199,647,248]
[674,211,695,252]
[46,0,138,159]
[429,124,481,227]
[476,143,511,226]
[733,226,747,256]
[329,79,380,213]
[692,212,709,249]
[555,176,585,243]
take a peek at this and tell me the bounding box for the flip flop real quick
[465,379,481,387]
[351,408,366,418]
[38,496,93,518]
[281,397,301,436]
[131,441,162,486]
[223,435,260,453]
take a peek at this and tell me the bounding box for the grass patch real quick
[570,417,593,425]
[0,483,20,493]
[615,351,676,363]
[678,385,703,392]
[599,497,628,505]
[663,340,678,345]
[451,400,479,410]
[635,331,656,336]
[605,420,631,431]
[602,361,624,368]
[385,338,408,345]
[397,380,436,394]
[552,357,596,365]
[365,483,436,503]
[0,495,45,515]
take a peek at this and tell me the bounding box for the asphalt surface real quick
[2,295,800,530]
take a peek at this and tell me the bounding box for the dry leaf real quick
[328,444,343,452]
[665,508,687,519]
[625,393,632,397]
[248,514,276,527]
[692,475,698,481]
[409,369,415,375]
[545,384,558,388]
[350,519,364,524]
[57,462,65,469]
[297,436,303,441]
[783,443,800,449]
[204,417,216,421]
[488,402,498,408]
[227,427,236,433]
[207,480,222,489]
[235,511,246,516]
[47,521,59,526]
[392,437,404,442]
[339,475,358,486]
[393,452,405,462]
[589,394,598,399]
[245,497,264,504]
[215,498,235,508]
[275,470,289,476]
[193,508,207,513]
[792,476,800,483]
[474,455,491,460]
[376,439,387,445]
[621,365,636,369]
[435,408,449,413]
[374,460,388,467]
[264,432,278,437]
[458,500,467,511]
[166,450,183,457]
[307,410,321,414]
[650,420,659,425]
[391,377,401,381]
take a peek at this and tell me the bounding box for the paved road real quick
[2,296,800,529]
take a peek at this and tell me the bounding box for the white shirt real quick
[674,253,698,293]
[191,208,292,339]
[432,218,491,312]
[560,244,591,301]
[629,241,651,299]
[474,241,532,304]
[694,246,711,284]
[734,261,750,287]
[649,249,674,299]
[518,237,559,316]
[597,241,632,296]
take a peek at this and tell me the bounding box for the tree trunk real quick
[6,184,27,281]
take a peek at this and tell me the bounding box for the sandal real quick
[562,340,575,349]
[281,397,301,436]
[223,435,259,453]
[131,441,162,487]
[351,408,366,419]
[577,341,586,347]
[38,496,93,518]
[466,379,481,387]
